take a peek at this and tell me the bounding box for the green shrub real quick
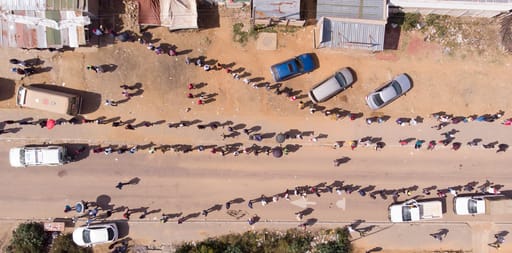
[315,228,352,253]
[232,23,249,44]
[402,13,421,31]
[174,228,340,253]
[8,222,47,253]
[50,233,91,253]
[424,14,449,36]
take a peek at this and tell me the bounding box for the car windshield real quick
[334,72,347,86]
[19,149,25,165]
[287,63,294,73]
[82,229,91,243]
[107,228,115,240]
[468,199,478,214]
[371,94,385,106]
[295,59,303,71]
[391,80,403,95]
[402,206,412,221]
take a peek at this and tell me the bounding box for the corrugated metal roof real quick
[316,0,387,20]
[253,0,301,20]
[318,17,386,51]
[161,0,198,30]
[0,0,88,11]
[137,0,160,25]
[0,9,88,48]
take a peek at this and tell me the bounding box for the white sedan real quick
[73,223,118,247]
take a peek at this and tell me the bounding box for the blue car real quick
[270,53,317,82]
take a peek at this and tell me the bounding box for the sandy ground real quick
[0,7,512,253]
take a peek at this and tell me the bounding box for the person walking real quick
[105,99,117,106]
[375,142,385,151]
[427,140,436,150]
[123,209,131,220]
[349,140,358,150]
[414,140,423,149]
[122,91,132,98]
[104,147,113,155]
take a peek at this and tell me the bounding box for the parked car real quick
[454,195,512,215]
[308,67,355,103]
[389,199,442,222]
[270,53,317,82]
[9,146,69,167]
[73,223,118,247]
[365,73,412,110]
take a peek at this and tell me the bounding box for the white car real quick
[9,146,68,167]
[454,195,512,215]
[453,196,486,215]
[72,223,118,247]
[389,199,442,222]
[365,73,412,110]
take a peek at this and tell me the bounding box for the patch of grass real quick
[425,14,449,37]
[233,22,250,45]
[233,23,301,45]
[201,36,212,47]
[402,13,421,31]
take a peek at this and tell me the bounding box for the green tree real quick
[315,228,352,253]
[8,222,47,253]
[50,233,91,253]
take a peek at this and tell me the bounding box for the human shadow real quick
[177,49,193,56]
[228,198,245,204]
[2,127,22,134]
[305,218,317,226]
[99,64,117,72]
[366,246,383,253]
[128,177,141,185]
[233,123,246,130]
[261,132,276,139]
[297,207,314,216]
[284,144,302,152]
[206,204,223,213]
[95,195,115,211]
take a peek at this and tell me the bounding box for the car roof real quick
[296,53,316,72]
[73,224,115,246]
[88,227,109,243]
[378,82,400,102]
[369,73,412,109]
[272,59,298,80]
[309,67,354,103]
[10,146,64,167]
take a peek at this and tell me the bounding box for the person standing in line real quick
[105,99,117,106]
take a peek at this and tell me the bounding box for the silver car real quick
[365,74,412,110]
[308,67,355,104]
